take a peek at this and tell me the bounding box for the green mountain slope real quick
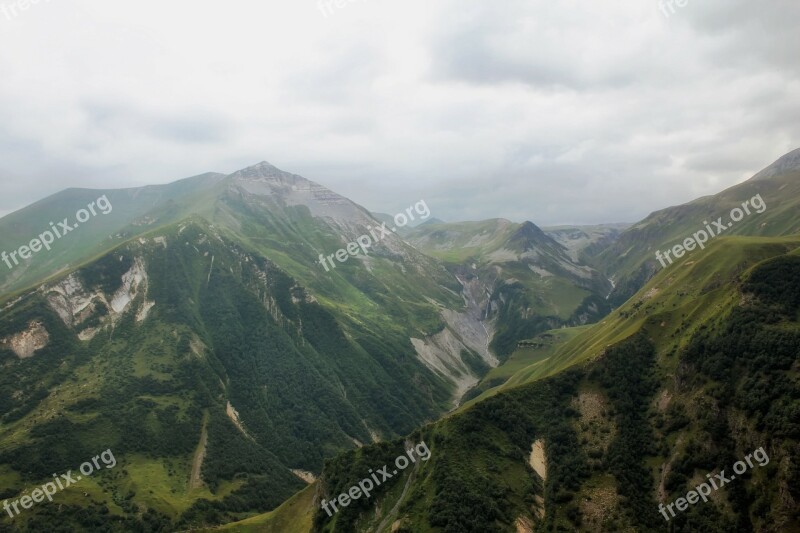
[5,154,798,532]
[0,218,475,530]
[1,163,505,408]
[236,235,800,532]
[2,162,548,531]
[499,235,800,391]
[592,149,800,306]
[0,172,226,297]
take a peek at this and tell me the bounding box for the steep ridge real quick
[210,163,499,404]
[751,147,800,180]
[0,172,226,296]
[591,148,800,306]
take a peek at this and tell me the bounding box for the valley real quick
[0,150,799,532]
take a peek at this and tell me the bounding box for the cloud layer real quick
[0,0,798,224]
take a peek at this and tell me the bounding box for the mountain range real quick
[0,149,799,532]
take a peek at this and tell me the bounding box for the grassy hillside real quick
[0,172,226,297]
[214,485,317,533]
[459,326,590,407]
[508,235,800,389]
[0,218,466,531]
[228,235,800,532]
[592,166,800,306]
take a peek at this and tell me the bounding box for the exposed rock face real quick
[45,273,95,327]
[410,264,501,406]
[229,162,430,264]
[136,300,155,322]
[411,329,479,406]
[43,256,150,339]
[529,439,547,480]
[515,516,534,533]
[0,320,49,358]
[411,298,498,406]
[110,257,148,314]
[291,470,317,484]
[230,162,368,222]
[226,401,253,440]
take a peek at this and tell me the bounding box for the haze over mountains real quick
[0,148,799,532]
[590,151,800,306]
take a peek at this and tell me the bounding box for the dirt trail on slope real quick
[189,412,209,490]
[373,458,421,533]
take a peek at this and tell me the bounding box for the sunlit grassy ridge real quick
[505,235,800,387]
[592,169,800,305]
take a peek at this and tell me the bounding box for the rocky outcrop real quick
[43,257,151,339]
[0,320,49,358]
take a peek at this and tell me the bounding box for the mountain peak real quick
[253,160,277,170]
[750,147,800,181]
[229,161,303,182]
[508,220,565,253]
[512,220,547,240]
[225,161,375,223]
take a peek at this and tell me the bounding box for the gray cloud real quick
[0,0,797,225]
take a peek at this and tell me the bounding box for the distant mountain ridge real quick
[3,148,798,531]
[751,147,800,180]
[587,147,800,305]
[406,218,614,357]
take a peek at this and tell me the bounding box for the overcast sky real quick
[0,0,798,225]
